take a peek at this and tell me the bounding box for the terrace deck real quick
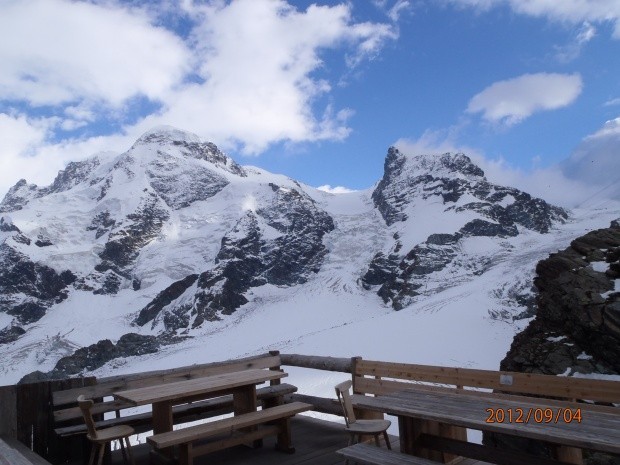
[95,415,490,465]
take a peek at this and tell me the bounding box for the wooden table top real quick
[114,369,287,406]
[353,386,620,455]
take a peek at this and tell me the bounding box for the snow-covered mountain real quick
[1,127,618,386]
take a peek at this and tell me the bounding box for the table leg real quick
[233,385,261,448]
[556,445,583,465]
[276,417,295,453]
[398,416,417,454]
[398,417,447,462]
[152,401,174,458]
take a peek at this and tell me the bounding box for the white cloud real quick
[0,0,190,107]
[388,1,411,22]
[0,114,57,192]
[554,21,596,62]
[395,128,482,158]
[130,0,396,154]
[316,184,357,194]
[0,0,398,195]
[562,117,620,202]
[0,112,135,196]
[466,73,583,126]
[448,0,620,38]
[604,98,620,107]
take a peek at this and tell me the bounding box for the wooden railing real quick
[0,352,618,465]
[351,358,620,404]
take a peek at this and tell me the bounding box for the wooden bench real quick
[147,401,313,465]
[52,352,295,437]
[350,357,620,464]
[337,443,437,465]
[0,436,53,465]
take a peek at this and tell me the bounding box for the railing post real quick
[269,350,281,386]
[0,384,17,438]
[351,356,361,394]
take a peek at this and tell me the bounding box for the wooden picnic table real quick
[115,368,289,461]
[353,386,620,465]
[114,368,287,435]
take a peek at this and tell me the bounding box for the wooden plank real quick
[354,379,619,414]
[191,425,280,456]
[115,369,286,406]
[279,354,352,373]
[290,394,342,416]
[0,386,17,438]
[53,353,282,406]
[53,398,134,423]
[147,402,313,448]
[354,360,620,403]
[0,436,52,465]
[337,443,437,465]
[419,434,577,465]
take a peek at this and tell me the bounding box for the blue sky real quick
[1,0,619,205]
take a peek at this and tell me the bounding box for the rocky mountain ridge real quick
[0,126,602,382]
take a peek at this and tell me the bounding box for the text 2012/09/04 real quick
[485,407,582,424]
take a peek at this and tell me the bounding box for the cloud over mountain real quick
[466,73,583,126]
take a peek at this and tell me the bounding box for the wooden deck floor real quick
[101,415,490,465]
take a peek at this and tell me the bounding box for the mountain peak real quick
[134,126,202,147]
[391,148,486,181]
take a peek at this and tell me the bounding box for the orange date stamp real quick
[485,407,582,424]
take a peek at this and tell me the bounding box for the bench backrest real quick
[352,358,619,404]
[52,351,282,426]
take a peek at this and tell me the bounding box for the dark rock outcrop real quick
[93,193,169,290]
[501,221,620,375]
[0,244,76,329]
[0,325,26,344]
[0,179,40,213]
[0,158,101,213]
[18,332,183,380]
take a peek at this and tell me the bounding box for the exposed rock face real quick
[0,218,76,331]
[0,179,40,213]
[0,158,101,213]
[501,221,620,375]
[95,193,170,277]
[18,332,182,381]
[363,148,568,310]
[135,184,335,331]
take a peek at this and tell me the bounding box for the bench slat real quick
[0,437,52,465]
[336,443,436,465]
[148,401,313,449]
[191,425,280,456]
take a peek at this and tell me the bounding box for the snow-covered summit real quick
[394,149,486,181]
[134,126,203,146]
